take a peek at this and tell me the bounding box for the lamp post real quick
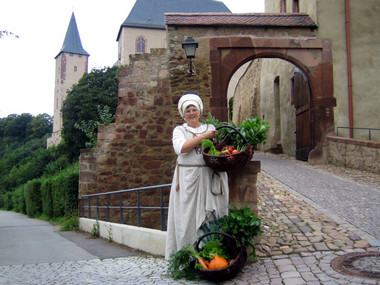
[182,37,198,75]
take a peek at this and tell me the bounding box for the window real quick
[136,37,146,53]
[280,0,286,12]
[74,66,77,72]
[292,0,299,12]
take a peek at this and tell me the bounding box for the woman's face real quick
[184,105,200,127]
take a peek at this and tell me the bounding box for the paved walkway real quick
[1,153,379,284]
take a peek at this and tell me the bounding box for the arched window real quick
[136,37,146,53]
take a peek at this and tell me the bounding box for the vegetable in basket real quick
[202,113,270,151]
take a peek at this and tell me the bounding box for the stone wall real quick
[327,136,380,174]
[79,49,177,228]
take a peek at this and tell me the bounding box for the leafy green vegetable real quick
[218,205,263,260]
[199,240,230,262]
[167,245,201,280]
[201,139,220,155]
[202,113,270,150]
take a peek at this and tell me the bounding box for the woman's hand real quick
[180,129,218,154]
[202,130,218,140]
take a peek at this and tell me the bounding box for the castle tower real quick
[47,12,89,147]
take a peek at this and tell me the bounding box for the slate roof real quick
[56,12,89,59]
[117,0,231,40]
[165,13,318,28]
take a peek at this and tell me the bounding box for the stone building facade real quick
[79,12,337,213]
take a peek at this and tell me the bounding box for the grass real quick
[37,213,79,231]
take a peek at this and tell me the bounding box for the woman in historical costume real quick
[165,93,229,259]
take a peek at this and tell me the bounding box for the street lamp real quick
[182,37,198,75]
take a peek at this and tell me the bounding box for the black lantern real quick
[182,37,198,75]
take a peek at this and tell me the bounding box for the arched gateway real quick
[166,13,336,161]
[79,13,337,227]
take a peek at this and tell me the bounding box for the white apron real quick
[165,123,229,259]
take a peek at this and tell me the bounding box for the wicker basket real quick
[203,125,253,172]
[195,231,247,282]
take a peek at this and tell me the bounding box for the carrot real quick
[198,258,209,270]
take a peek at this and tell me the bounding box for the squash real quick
[208,255,228,270]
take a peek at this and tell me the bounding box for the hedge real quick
[25,179,42,217]
[41,178,54,217]
[1,162,79,219]
[51,165,79,217]
[12,185,26,214]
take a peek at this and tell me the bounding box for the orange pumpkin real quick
[208,255,228,270]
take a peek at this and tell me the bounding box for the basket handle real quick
[215,125,249,146]
[195,231,237,251]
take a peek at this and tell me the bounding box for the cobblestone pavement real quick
[1,154,379,284]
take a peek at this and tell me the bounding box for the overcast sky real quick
[0,0,265,118]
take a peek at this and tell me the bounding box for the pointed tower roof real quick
[117,0,231,40]
[55,12,89,59]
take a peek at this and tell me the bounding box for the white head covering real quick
[177,93,204,118]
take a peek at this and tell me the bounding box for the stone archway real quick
[209,37,336,161]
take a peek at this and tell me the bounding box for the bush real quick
[51,163,79,217]
[2,191,13,210]
[12,185,26,213]
[24,179,42,217]
[41,178,53,217]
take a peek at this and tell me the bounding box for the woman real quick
[165,93,229,259]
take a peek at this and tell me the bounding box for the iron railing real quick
[336,127,380,141]
[80,183,171,231]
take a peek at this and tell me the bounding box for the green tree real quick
[28,113,53,140]
[61,66,119,159]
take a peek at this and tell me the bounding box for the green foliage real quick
[12,185,26,213]
[74,105,115,148]
[51,163,79,217]
[201,139,220,155]
[62,66,119,159]
[199,239,229,262]
[167,245,201,280]
[41,178,54,217]
[61,213,78,231]
[91,220,100,237]
[1,192,13,210]
[202,113,270,150]
[218,205,263,260]
[24,179,42,217]
[0,113,54,193]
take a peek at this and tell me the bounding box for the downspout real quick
[345,0,354,138]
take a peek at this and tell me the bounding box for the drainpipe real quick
[345,0,354,138]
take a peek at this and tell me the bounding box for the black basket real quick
[203,125,253,172]
[195,231,247,282]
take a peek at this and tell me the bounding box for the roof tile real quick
[165,13,317,28]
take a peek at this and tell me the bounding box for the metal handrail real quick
[336,127,380,140]
[80,183,171,231]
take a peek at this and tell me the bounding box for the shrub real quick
[41,178,53,217]
[24,179,42,217]
[12,185,26,213]
[2,191,13,210]
[51,163,79,217]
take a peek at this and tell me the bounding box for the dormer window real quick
[136,36,146,53]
